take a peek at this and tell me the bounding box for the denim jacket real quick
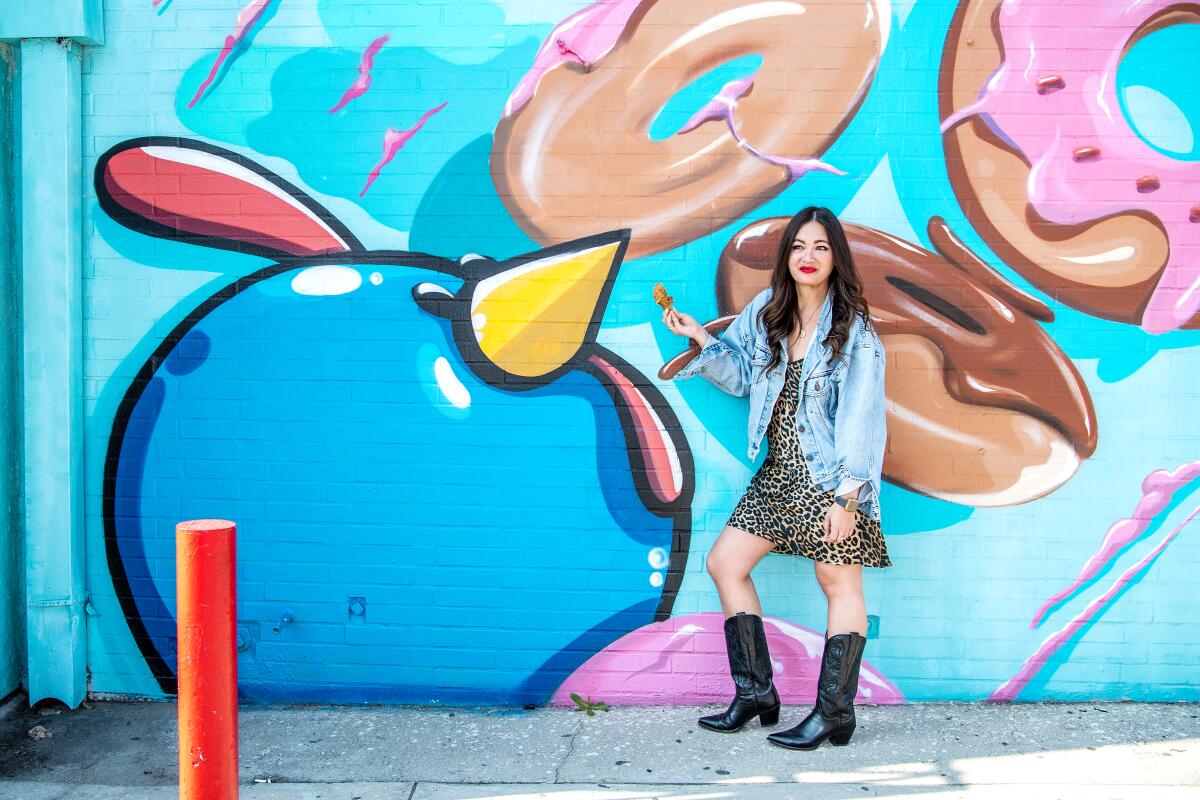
[673,288,887,521]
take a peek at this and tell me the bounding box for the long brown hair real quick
[760,207,871,372]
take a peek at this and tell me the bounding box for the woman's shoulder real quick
[750,287,773,308]
[847,309,883,351]
[735,287,774,325]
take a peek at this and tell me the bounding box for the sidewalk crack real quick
[553,716,585,784]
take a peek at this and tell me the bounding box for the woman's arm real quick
[831,324,887,513]
[669,290,770,398]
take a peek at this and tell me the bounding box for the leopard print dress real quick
[728,358,891,568]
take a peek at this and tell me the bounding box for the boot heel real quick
[758,706,780,727]
[829,727,854,746]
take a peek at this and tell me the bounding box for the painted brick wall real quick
[78,0,1200,705]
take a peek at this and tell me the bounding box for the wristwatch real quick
[833,495,860,514]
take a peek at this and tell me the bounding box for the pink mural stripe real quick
[329,35,391,114]
[992,503,1200,702]
[588,354,682,504]
[939,0,1200,334]
[503,0,642,117]
[551,612,904,706]
[1030,461,1200,629]
[359,102,447,198]
[102,146,352,256]
[188,0,275,108]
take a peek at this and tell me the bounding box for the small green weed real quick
[569,693,610,716]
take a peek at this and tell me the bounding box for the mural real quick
[82,0,1200,705]
[97,138,693,703]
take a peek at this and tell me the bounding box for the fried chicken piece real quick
[652,283,674,311]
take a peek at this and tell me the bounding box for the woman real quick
[663,206,888,750]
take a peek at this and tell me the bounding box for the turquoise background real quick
[59,0,1200,702]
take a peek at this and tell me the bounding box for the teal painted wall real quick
[0,41,24,698]
[0,0,105,45]
[7,0,1194,704]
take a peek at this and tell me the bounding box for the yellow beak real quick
[470,239,623,378]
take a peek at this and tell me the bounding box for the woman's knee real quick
[705,549,725,582]
[706,549,744,584]
[814,563,861,597]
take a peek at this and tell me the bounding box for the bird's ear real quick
[96,137,362,258]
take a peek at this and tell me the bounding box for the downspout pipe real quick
[0,43,23,701]
[1,1,104,708]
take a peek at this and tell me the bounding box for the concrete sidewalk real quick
[1,700,1197,799]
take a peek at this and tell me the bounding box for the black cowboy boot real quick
[698,612,781,733]
[767,631,866,750]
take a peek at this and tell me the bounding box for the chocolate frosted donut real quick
[492,0,883,260]
[663,216,1098,507]
[939,0,1200,331]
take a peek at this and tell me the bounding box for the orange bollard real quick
[176,519,238,800]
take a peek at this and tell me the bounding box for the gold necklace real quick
[796,303,822,340]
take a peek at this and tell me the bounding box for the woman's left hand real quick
[823,503,857,545]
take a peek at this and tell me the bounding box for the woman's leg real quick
[698,526,781,733]
[706,526,776,617]
[767,560,868,750]
[814,561,867,636]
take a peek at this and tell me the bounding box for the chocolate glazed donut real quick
[661,217,1098,507]
[492,0,883,261]
[939,0,1200,329]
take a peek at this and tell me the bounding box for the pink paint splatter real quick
[1030,462,1200,629]
[550,612,904,706]
[555,38,588,66]
[359,103,447,198]
[678,75,844,181]
[329,35,390,114]
[503,0,642,117]
[188,0,275,108]
[678,75,756,135]
[991,503,1200,702]
[941,0,1200,334]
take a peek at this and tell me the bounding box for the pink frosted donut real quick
[550,612,903,706]
[942,0,1200,334]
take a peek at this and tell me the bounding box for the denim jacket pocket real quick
[803,370,832,398]
[803,370,835,437]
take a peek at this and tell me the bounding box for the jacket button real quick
[805,454,814,462]
[797,425,805,433]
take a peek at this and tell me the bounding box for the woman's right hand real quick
[662,307,708,346]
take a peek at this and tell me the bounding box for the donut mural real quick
[491,0,887,259]
[661,216,1099,507]
[66,0,1199,707]
[940,0,1200,333]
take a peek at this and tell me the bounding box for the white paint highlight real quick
[433,356,471,409]
[290,265,362,296]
